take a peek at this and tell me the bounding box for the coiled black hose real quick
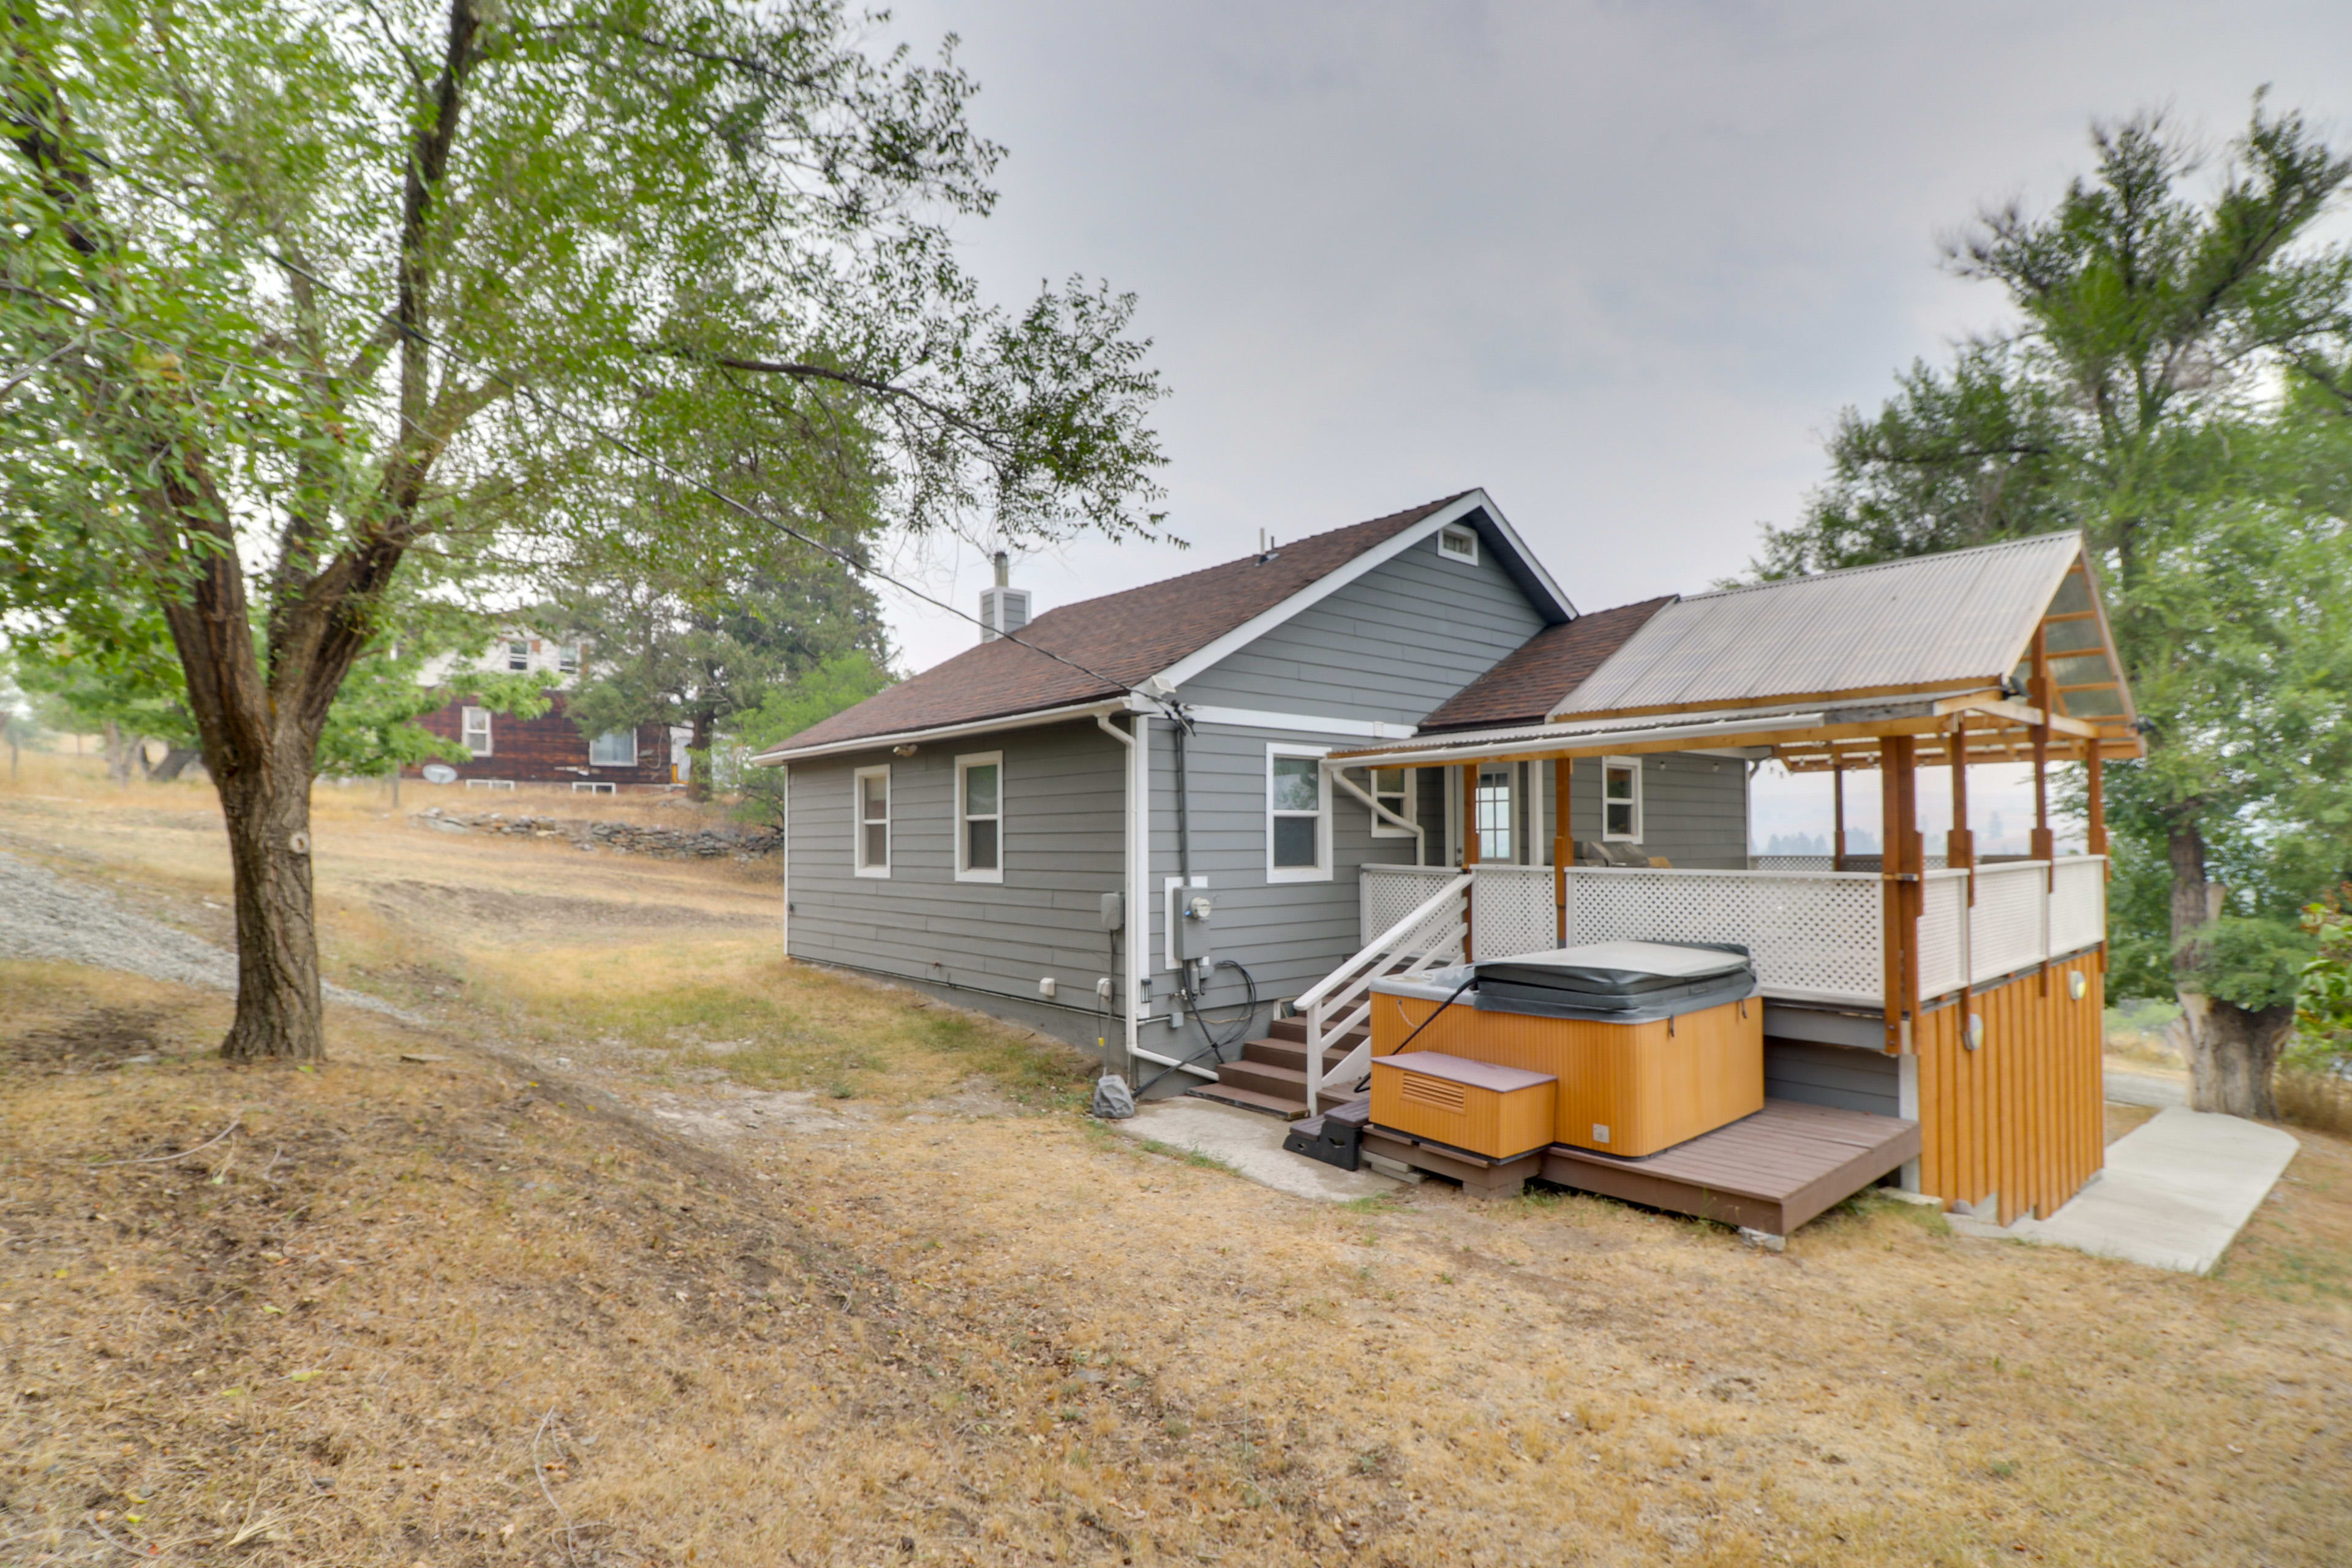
[1136,957,1260,1096]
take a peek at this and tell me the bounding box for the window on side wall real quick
[507,640,530,672]
[1267,745,1330,881]
[956,752,1003,882]
[461,706,492,757]
[589,730,638,767]
[1603,756,1642,842]
[854,764,891,876]
[1370,766,1415,839]
[556,642,580,675]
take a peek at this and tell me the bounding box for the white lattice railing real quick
[1919,869,1970,1000]
[1970,862,2048,984]
[2049,857,2106,956]
[1351,856,2108,1014]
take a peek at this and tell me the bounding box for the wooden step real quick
[1185,1081,1312,1120]
[1263,1016,1371,1049]
[1240,1036,1359,1073]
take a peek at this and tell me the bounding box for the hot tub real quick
[1368,941,1765,1156]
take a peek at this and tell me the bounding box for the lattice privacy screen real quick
[1566,868,1885,1005]
[1918,870,1969,1000]
[2048,857,2106,956]
[1970,862,2049,983]
[1360,865,1460,952]
[1469,867,1559,960]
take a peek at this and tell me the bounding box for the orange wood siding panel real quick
[1369,995,1763,1157]
[1913,953,2105,1223]
[1370,1059,1558,1161]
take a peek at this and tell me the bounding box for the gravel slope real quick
[0,847,416,1021]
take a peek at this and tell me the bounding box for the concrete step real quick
[1184,1082,1311,1120]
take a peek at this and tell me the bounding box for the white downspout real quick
[779,763,791,959]
[1097,710,1144,1080]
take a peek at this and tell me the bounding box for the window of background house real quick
[1371,766,1414,838]
[589,729,638,767]
[461,706,492,756]
[854,765,891,876]
[1475,763,1515,861]
[557,642,579,674]
[1267,747,1329,880]
[956,752,1003,881]
[1438,525,1479,565]
[1603,757,1642,841]
[507,640,529,672]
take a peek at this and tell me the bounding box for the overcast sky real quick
[865,1,2349,840]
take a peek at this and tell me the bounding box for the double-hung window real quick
[1370,766,1415,839]
[556,642,581,675]
[461,706,492,757]
[589,729,638,767]
[956,752,1003,882]
[1602,756,1642,842]
[853,764,891,876]
[507,639,530,672]
[1267,745,1330,881]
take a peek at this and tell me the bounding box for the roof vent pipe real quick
[980,552,1031,643]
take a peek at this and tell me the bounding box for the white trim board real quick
[753,696,1128,765]
[1182,704,1419,739]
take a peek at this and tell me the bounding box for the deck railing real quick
[1355,856,2106,1011]
[1300,870,1471,1114]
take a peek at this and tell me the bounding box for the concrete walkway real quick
[2103,1066,2188,1109]
[1962,1107,2300,1275]
[1110,1098,1402,1204]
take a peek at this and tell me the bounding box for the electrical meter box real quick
[1176,894,1213,962]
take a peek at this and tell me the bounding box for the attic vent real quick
[980,550,1031,643]
[1438,525,1479,565]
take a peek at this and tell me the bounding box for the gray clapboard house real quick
[754,489,1749,1101]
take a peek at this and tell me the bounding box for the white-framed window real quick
[956,751,1004,882]
[853,764,891,877]
[1370,766,1415,838]
[1602,756,1642,842]
[506,639,530,672]
[1475,763,1515,862]
[556,642,580,674]
[589,729,638,767]
[1437,524,1479,566]
[461,705,492,756]
[1266,744,1331,882]
[571,780,616,794]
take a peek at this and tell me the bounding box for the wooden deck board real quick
[1538,1098,1920,1235]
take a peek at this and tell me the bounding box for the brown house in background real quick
[401,631,685,794]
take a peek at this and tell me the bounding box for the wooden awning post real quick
[1948,720,1975,903]
[1552,757,1571,946]
[2030,624,2054,867]
[1880,736,1921,1054]
[1831,750,1847,871]
[1461,763,1479,962]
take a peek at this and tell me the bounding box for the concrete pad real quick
[1108,1099,1403,1204]
[1995,1107,2299,1275]
[2104,1067,2188,1109]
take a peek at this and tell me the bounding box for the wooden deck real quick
[1540,1099,1920,1237]
[1357,1098,1920,1237]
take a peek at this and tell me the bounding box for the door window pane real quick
[1476,765,1513,861]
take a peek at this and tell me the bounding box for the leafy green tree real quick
[1753,104,2352,1117]
[555,540,888,802]
[1,0,1166,1061]
[727,647,892,828]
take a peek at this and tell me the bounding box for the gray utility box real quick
[1175,894,1213,962]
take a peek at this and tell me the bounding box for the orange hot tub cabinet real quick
[1370,992,1764,1156]
[1370,1052,1558,1162]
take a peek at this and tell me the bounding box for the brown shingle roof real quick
[766,494,1475,755]
[1414,597,1675,733]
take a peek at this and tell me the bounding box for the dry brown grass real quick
[2278,1069,2352,1139]
[6,761,2352,1564]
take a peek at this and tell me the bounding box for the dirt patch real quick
[367,878,771,933]
[4,1004,174,1072]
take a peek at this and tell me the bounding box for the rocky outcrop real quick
[411,807,780,861]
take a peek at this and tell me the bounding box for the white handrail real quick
[1300,872,1471,1114]
[1297,872,1470,1009]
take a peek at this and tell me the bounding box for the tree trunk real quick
[102,719,134,782]
[2179,993,2294,1118]
[686,709,715,803]
[2168,817,2286,1117]
[149,745,203,782]
[214,748,326,1063]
